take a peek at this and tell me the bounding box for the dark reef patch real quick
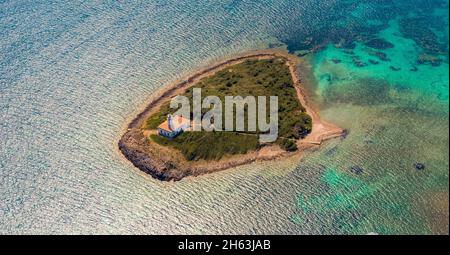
[365,38,394,50]
[325,146,339,156]
[389,66,401,71]
[341,129,349,140]
[268,42,285,49]
[352,56,367,67]
[368,50,391,62]
[281,1,390,54]
[410,66,419,72]
[343,49,355,55]
[400,17,448,55]
[417,54,443,67]
[331,58,342,64]
[350,166,364,175]
[279,0,448,72]
[322,77,392,107]
[414,162,426,171]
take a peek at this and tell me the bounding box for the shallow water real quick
[1,0,448,234]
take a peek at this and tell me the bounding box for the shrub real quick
[278,139,298,152]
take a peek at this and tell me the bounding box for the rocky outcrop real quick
[119,129,187,181]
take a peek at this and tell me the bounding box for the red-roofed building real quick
[157,115,191,138]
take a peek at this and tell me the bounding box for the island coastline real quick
[118,50,345,181]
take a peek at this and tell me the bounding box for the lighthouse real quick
[157,114,191,138]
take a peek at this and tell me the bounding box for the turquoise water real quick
[0,0,448,234]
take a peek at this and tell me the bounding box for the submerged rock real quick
[414,162,426,170]
[325,146,338,156]
[343,49,355,55]
[296,50,311,57]
[331,58,342,64]
[389,66,401,71]
[369,59,379,65]
[369,51,390,62]
[417,54,442,67]
[341,129,349,139]
[268,42,285,49]
[410,66,419,72]
[363,137,374,144]
[350,166,364,175]
[400,17,448,55]
[354,61,367,68]
[352,56,367,67]
[365,38,394,50]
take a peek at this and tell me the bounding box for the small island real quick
[119,50,344,181]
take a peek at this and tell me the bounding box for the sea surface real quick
[0,0,448,234]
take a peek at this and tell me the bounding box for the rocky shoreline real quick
[118,50,344,181]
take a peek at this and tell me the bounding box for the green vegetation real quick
[277,138,298,152]
[146,58,312,161]
[150,132,259,161]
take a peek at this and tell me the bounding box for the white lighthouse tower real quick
[167,114,174,130]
